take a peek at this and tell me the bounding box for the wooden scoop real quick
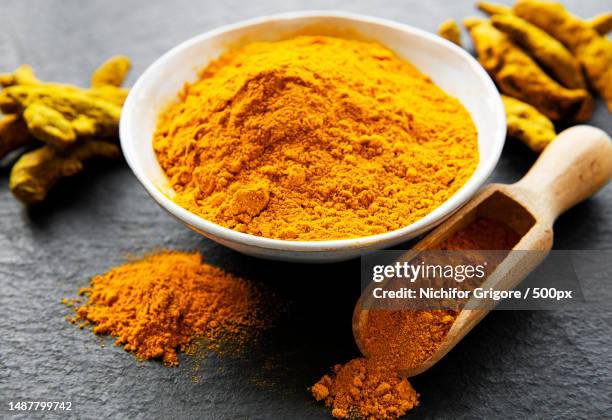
[353,125,612,377]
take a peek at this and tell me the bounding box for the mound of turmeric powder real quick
[154,36,479,241]
[67,250,270,365]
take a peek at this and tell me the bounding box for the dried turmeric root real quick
[1,57,131,205]
[0,84,122,147]
[91,55,131,87]
[589,12,612,35]
[478,1,612,35]
[0,65,40,87]
[89,55,131,106]
[514,0,612,112]
[476,1,511,16]
[0,115,35,160]
[502,95,556,152]
[438,19,462,46]
[464,18,592,122]
[22,103,79,147]
[9,141,120,204]
[490,14,585,89]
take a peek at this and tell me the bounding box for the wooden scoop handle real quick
[514,126,612,221]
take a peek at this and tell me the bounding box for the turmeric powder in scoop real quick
[311,218,519,419]
[154,36,479,241]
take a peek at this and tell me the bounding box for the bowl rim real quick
[120,10,506,253]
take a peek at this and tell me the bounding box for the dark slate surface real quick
[1,1,610,419]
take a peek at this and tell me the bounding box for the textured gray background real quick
[1,0,610,419]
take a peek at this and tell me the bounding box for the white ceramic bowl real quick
[120,11,506,263]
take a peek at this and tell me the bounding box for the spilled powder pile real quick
[311,218,520,418]
[311,359,419,419]
[153,35,479,241]
[66,250,271,365]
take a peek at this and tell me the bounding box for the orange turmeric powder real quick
[312,218,520,419]
[154,36,479,241]
[312,358,419,419]
[66,250,270,365]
